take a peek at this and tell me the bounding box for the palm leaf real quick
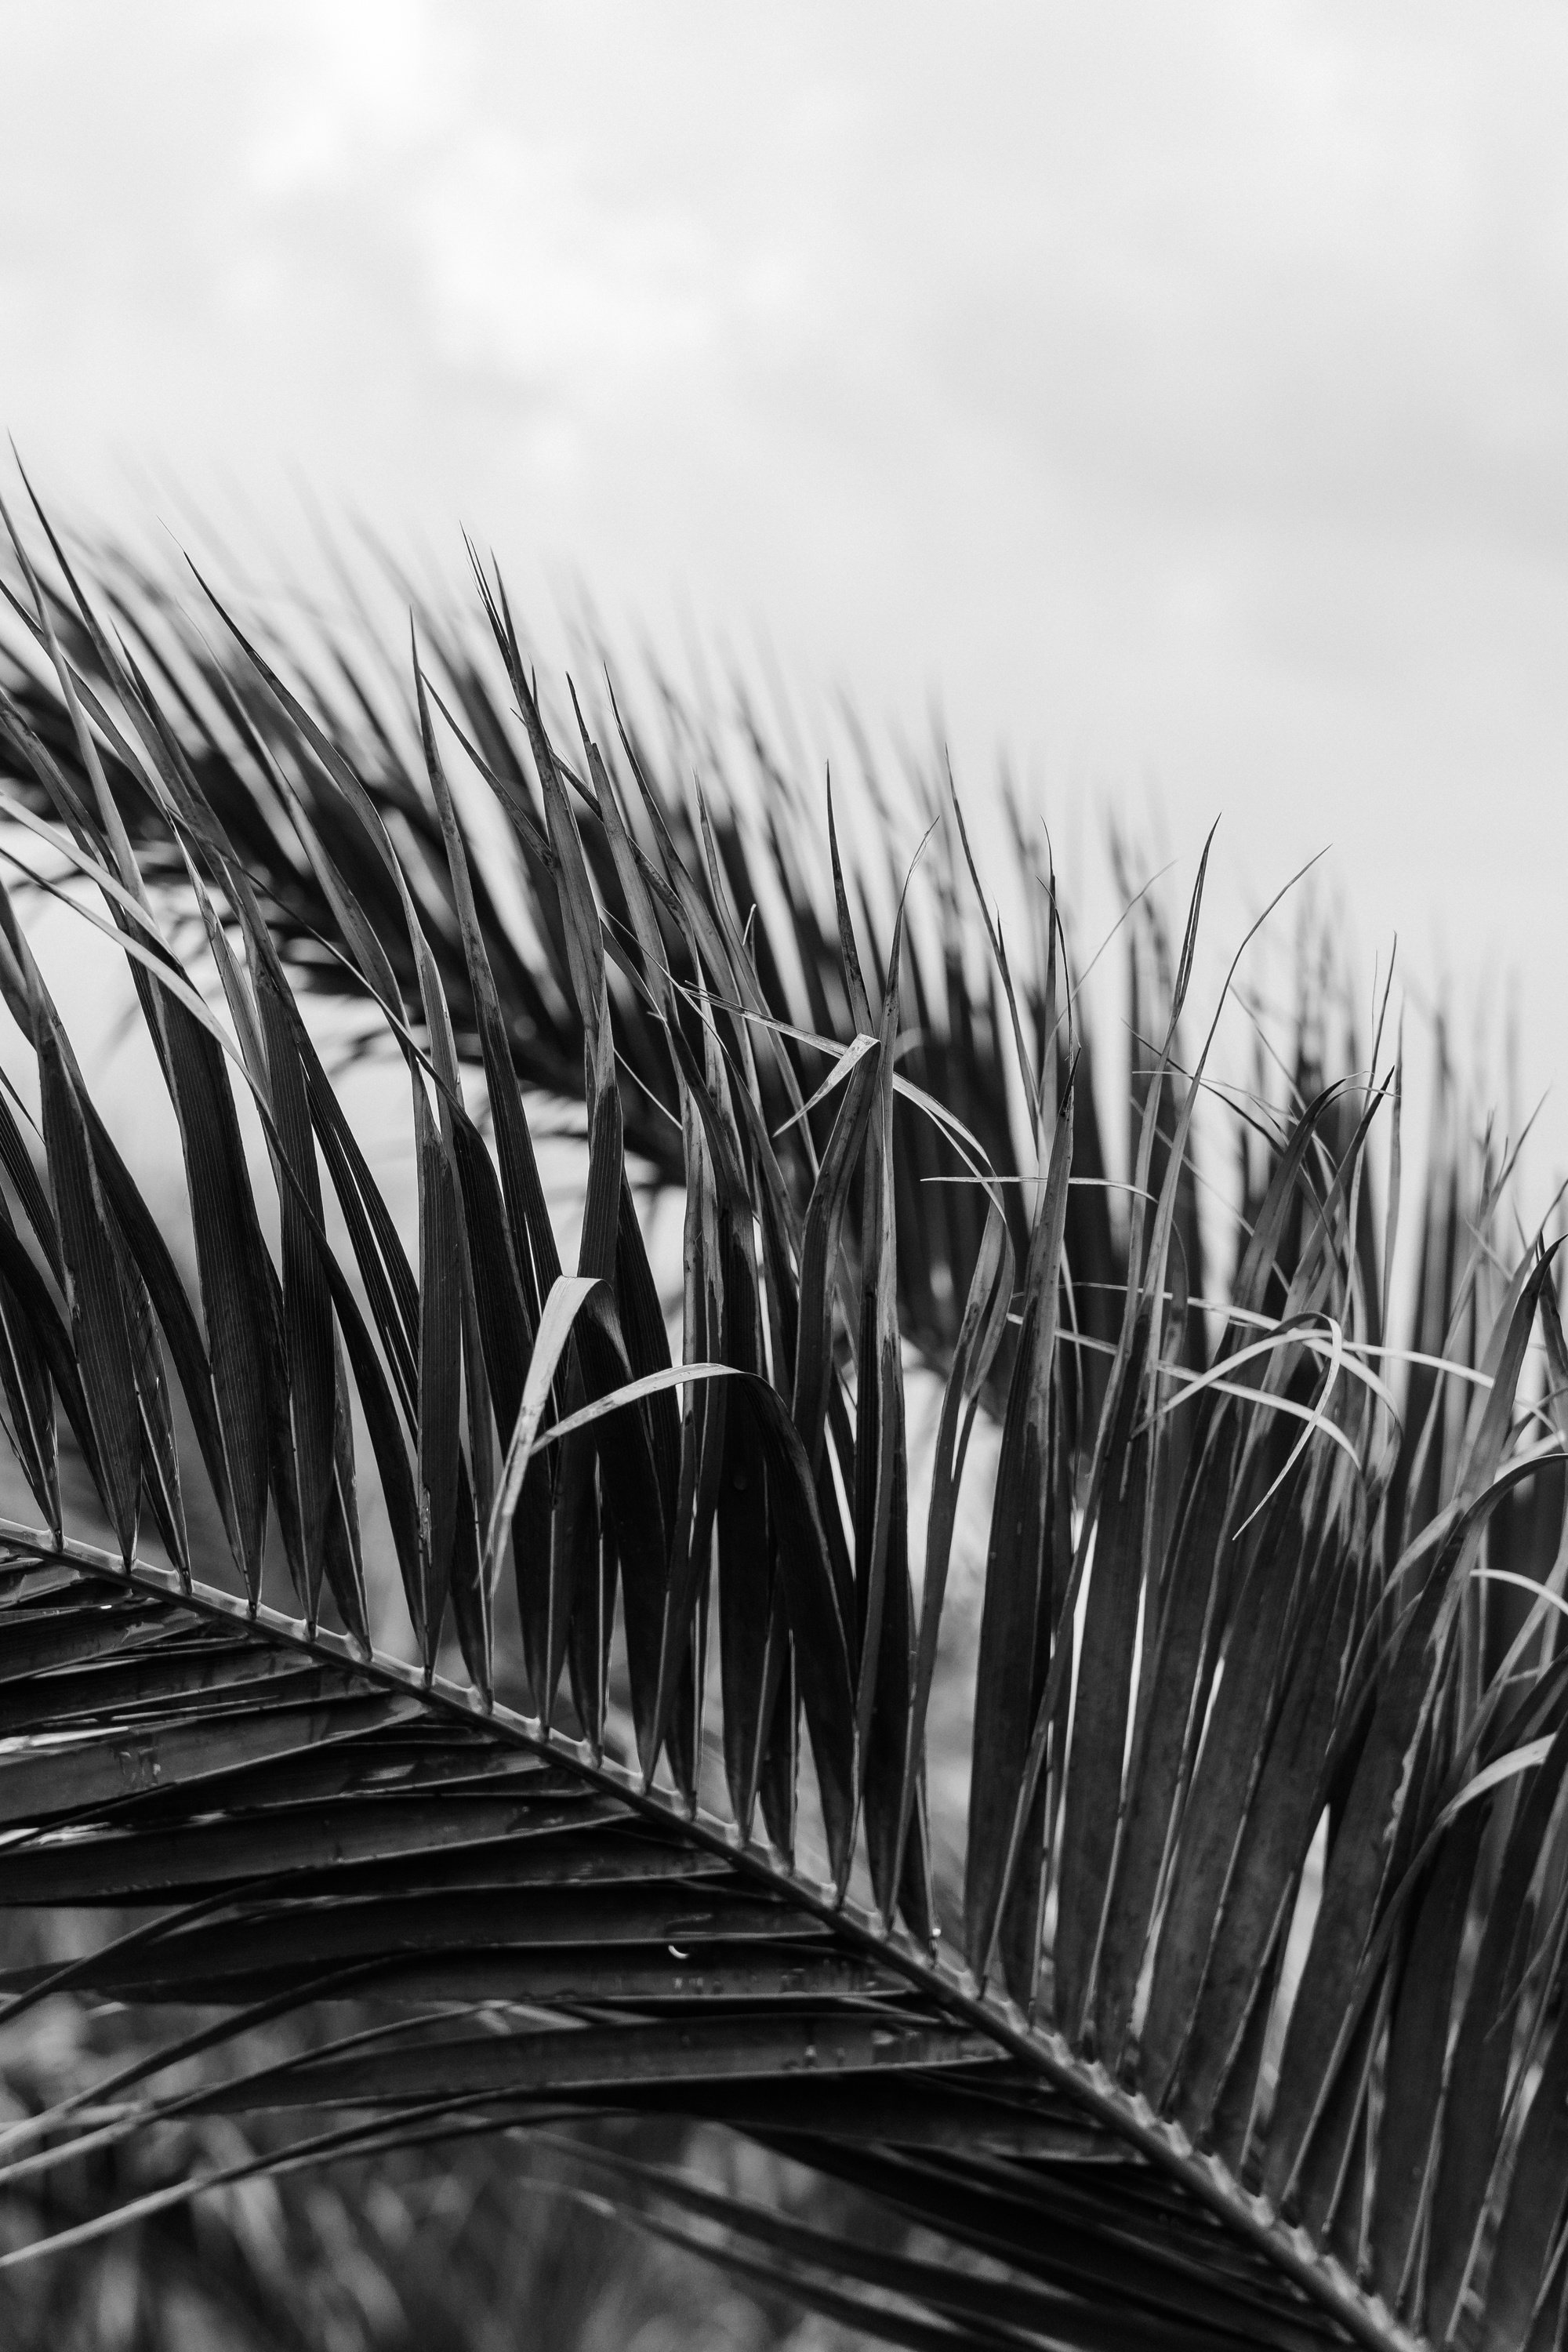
[0,511,1563,2351]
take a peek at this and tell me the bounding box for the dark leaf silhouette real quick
[0,516,1562,2352]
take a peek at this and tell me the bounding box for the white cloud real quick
[243,0,458,196]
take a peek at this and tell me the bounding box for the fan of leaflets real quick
[0,494,1564,2352]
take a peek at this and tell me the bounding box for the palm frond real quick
[0,506,1563,2352]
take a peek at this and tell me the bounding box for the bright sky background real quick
[5,1,1568,1188]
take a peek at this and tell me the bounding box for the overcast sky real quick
[5,2,1568,1178]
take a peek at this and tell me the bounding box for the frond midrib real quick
[1,1512,1425,2352]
